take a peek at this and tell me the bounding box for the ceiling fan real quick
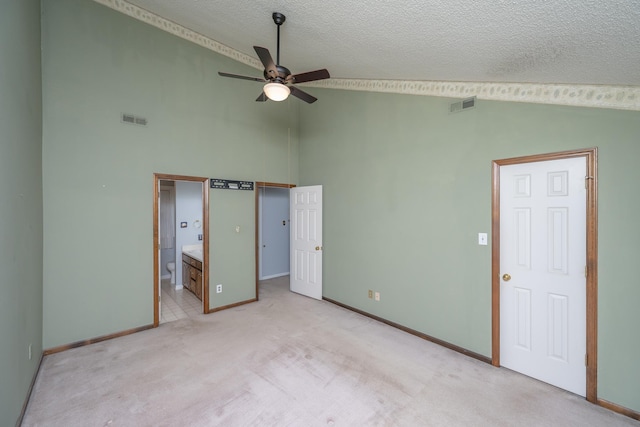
[218,12,330,104]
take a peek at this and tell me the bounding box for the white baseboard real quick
[259,272,290,281]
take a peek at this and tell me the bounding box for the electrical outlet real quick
[28,344,32,360]
[216,284,222,293]
[368,290,373,299]
[375,292,380,301]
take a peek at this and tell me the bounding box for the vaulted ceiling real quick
[96,0,640,110]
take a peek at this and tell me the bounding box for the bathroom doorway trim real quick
[254,182,295,300]
[153,173,210,326]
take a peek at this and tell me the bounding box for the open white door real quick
[500,157,586,396]
[290,185,322,300]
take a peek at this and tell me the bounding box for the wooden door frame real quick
[491,147,598,402]
[254,182,295,300]
[153,173,210,326]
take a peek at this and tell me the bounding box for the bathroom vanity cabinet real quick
[182,253,202,301]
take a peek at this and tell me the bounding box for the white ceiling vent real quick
[449,96,476,114]
[121,113,148,126]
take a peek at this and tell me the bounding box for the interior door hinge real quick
[585,176,594,189]
[585,265,587,278]
[585,354,588,367]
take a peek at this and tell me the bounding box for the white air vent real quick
[449,96,476,114]
[121,113,147,126]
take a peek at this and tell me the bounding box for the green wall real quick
[0,0,43,424]
[41,0,299,348]
[299,89,640,412]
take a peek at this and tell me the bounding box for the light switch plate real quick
[478,233,488,245]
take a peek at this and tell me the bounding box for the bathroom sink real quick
[182,245,203,262]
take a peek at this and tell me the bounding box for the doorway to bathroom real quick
[255,182,294,299]
[153,173,210,327]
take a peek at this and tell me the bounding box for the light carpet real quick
[22,276,639,426]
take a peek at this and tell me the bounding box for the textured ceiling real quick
[123,0,640,86]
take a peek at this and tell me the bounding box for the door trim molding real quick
[153,173,210,326]
[491,147,598,403]
[254,182,295,300]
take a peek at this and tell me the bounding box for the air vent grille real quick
[449,96,476,114]
[121,113,148,126]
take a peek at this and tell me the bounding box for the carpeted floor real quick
[23,276,639,426]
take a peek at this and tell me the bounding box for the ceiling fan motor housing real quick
[264,65,291,82]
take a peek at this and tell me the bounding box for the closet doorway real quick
[153,173,210,327]
[255,182,295,299]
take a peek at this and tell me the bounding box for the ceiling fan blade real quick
[254,46,278,78]
[290,69,330,84]
[289,86,317,104]
[218,72,265,82]
[256,91,268,102]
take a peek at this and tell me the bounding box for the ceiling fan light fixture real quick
[263,82,290,101]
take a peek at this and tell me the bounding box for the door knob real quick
[315,246,322,251]
[502,273,511,282]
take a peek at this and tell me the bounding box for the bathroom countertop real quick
[182,244,203,262]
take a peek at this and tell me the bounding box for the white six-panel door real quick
[500,157,586,396]
[290,186,323,300]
